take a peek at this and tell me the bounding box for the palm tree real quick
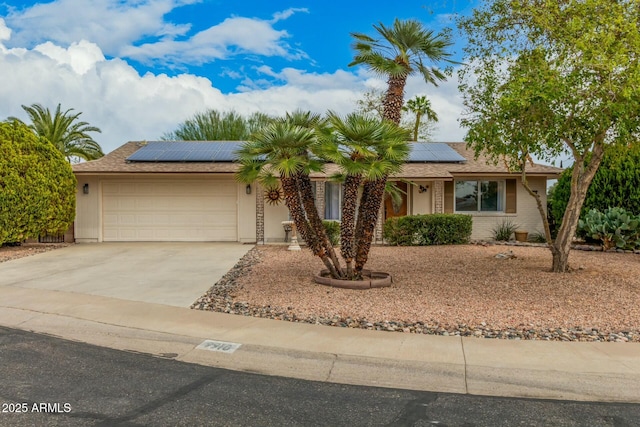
[349,19,454,266]
[322,112,409,279]
[14,103,103,162]
[350,18,454,124]
[403,95,438,141]
[236,113,343,278]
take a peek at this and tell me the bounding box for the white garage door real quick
[102,179,237,241]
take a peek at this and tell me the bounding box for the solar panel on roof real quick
[127,149,164,161]
[126,141,242,162]
[408,143,465,163]
[126,141,465,163]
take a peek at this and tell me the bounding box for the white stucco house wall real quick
[72,141,561,243]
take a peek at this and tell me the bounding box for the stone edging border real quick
[313,269,392,289]
[470,240,640,255]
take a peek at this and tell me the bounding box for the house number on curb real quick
[196,340,242,354]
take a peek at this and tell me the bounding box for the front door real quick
[384,181,408,221]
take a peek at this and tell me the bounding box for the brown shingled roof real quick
[73,141,562,178]
[73,141,239,174]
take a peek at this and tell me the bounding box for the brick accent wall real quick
[256,183,265,244]
[315,181,325,219]
[434,180,444,214]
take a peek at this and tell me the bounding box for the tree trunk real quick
[340,174,361,279]
[383,76,406,124]
[350,75,407,279]
[550,140,605,272]
[413,112,421,141]
[354,177,387,278]
[280,176,341,279]
[297,173,343,277]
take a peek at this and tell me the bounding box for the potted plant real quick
[514,230,529,242]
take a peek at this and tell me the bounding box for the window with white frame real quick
[455,180,504,212]
[324,182,342,220]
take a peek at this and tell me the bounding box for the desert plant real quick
[527,231,548,244]
[323,220,341,246]
[578,207,640,250]
[491,219,519,241]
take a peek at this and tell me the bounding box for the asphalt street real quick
[1,326,639,427]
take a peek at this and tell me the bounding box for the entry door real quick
[384,181,408,220]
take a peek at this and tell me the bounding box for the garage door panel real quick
[102,179,238,242]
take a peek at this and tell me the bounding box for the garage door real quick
[102,179,237,241]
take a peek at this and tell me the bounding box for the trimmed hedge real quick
[0,120,76,245]
[383,214,472,246]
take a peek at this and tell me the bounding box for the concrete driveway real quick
[0,242,253,307]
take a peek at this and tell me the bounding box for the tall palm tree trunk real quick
[353,75,407,278]
[296,173,343,277]
[353,178,386,278]
[281,176,341,278]
[382,76,406,124]
[340,174,361,279]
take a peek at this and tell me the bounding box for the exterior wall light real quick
[246,184,252,195]
[83,183,89,194]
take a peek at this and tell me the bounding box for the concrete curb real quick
[1,285,639,403]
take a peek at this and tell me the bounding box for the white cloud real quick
[270,8,309,24]
[0,18,10,43]
[34,40,105,75]
[122,15,307,66]
[4,2,308,67]
[3,0,194,55]
[0,23,466,156]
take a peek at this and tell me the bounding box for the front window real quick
[455,180,504,212]
[325,182,342,220]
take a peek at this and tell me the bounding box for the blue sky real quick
[0,0,477,153]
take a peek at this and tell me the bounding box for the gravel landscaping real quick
[0,243,70,263]
[192,244,640,342]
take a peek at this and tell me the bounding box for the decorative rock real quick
[191,247,640,343]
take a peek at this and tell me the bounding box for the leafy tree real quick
[11,104,103,162]
[354,89,385,120]
[550,143,640,225]
[163,110,274,141]
[402,95,438,141]
[0,120,76,245]
[349,18,454,269]
[458,0,640,272]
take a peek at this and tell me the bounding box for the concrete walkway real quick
[1,244,639,403]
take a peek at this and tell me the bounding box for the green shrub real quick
[491,219,519,241]
[322,220,340,246]
[578,207,640,250]
[0,121,76,245]
[383,214,472,246]
[549,143,640,229]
